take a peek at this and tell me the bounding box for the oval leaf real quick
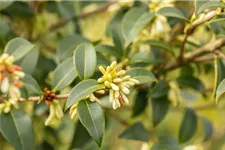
[22,74,42,96]
[65,79,104,109]
[157,7,189,22]
[52,57,77,91]
[152,135,180,150]
[57,34,88,61]
[122,7,155,46]
[0,109,35,150]
[152,96,169,127]
[132,91,148,118]
[73,43,97,80]
[196,1,225,16]
[125,68,157,84]
[179,108,197,143]
[4,38,35,61]
[95,44,122,59]
[119,122,149,142]
[201,117,213,142]
[216,78,225,102]
[77,100,105,147]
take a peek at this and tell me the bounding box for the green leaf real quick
[19,46,39,75]
[4,38,35,61]
[196,1,225,16]
[179,108,197,143]
[70,120,92,149]
[151,81,170,99]
[0,1,14,11]
[65,79,104,109]
[57,34,88,61]
[130,51,155,64]
[151,96,169,127]
[119,122,149,142]
[216,59,225,87]
[95,44,122,59]
[151,135,180,150]
[112,26,125,55]
[125,68,157,84]
[73,43,96,80]
[122,7,155,46]
[201,117,213,142]
[157,7,189,22]
[57,1,75,20]
[77,100,105,147]
[177,76,205,92]
[216,78,225,102]
[142,40,175,56]
[0,109,35,150]
[22,74,42,95]
[52,57,77,91]
[132,91,148,117]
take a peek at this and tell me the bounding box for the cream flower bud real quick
[110,83,119,91]
[45,105,55,126]
[114,90,120,99]
[98,78,104,83]
[1,77,9,93]
[55,102,64,119]
[9,85,21,99]
[110,61,117,69]
[130,78,139,84]
[121,82,130,88]
[90,93,102,104]
[0,103,6,113]
[121,92,129,104]
[109,89,114,103]
[121,85,130,94]
[99,66,106,74]
[112,99,121,110]
[113,78,122,83]
[95,90,105,94]
[5,56,14,65]
[104,81,111,88]
[0,53,9,63]
[13,71,25,78]
[70,109,77,120]
[116,70,126,76]
[122,75,131,81]
[107,74,112,82]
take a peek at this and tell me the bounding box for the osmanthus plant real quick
[0,0,225,150]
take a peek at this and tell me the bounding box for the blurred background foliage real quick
[0,0,225,150]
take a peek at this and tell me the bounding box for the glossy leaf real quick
[119,122,149,142]
[151,81,170,99]
[132,91,148,117]
[130,51,155,64]
[179,108,197,143]
[125,68,157,84]
[157,7,189,22]
[0,1,14,11]
[22,74,42,95]
[57,34,88,61]
[216,59,225,87]
[73,43,96,80]
[151,135,180,150]
[151,96,169,127]
[216,78,225,102]
[202,117,213,142]
[95,44,122,59]
[0,109,35,150]
[77,100,105,147]
[112,26,125,55]
[57,1,75,20]
[65,79,104,109]
[19,46,39,75]
[196,1,225,16]
[70,120,92,149]
[4,38,35,61]
[177,76,205,92]
[52,57,77,91]
[122,7,155,46]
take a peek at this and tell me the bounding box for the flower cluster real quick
[97,61,139,109]
[0,54,25,113]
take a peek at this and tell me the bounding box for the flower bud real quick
[121,85,130,94]
[1,77,9,93]
[95,90,105,94]
[0,53,9,63]
[110,61,117,69]
[110,83,119,91]
[109,89,114,103]
[130,78,139,84]
[98,78,104,83]
[13,71,25,78]
[114,90,120,99]
[116,70,126,76]
[70,109,77,120]
[121,92,129,104]
[113,78,122,83]
[5,56,14,65]
[104,81,111,88]
[99,66,106,74]
[122,75,131,81]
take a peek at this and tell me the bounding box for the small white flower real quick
[1,77,9,93]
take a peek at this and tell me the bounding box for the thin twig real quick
[214,50,225,60]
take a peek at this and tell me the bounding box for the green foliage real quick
[0,1,225,149]
[0,110,35,150]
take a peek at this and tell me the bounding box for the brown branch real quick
[178,9,220,61]
[50,1,117,31]
[165,38,225,70]
[214,50,225,60]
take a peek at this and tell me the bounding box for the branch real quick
[178,9,220,61]
[50,1,117,31]
[165,38,225,70]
